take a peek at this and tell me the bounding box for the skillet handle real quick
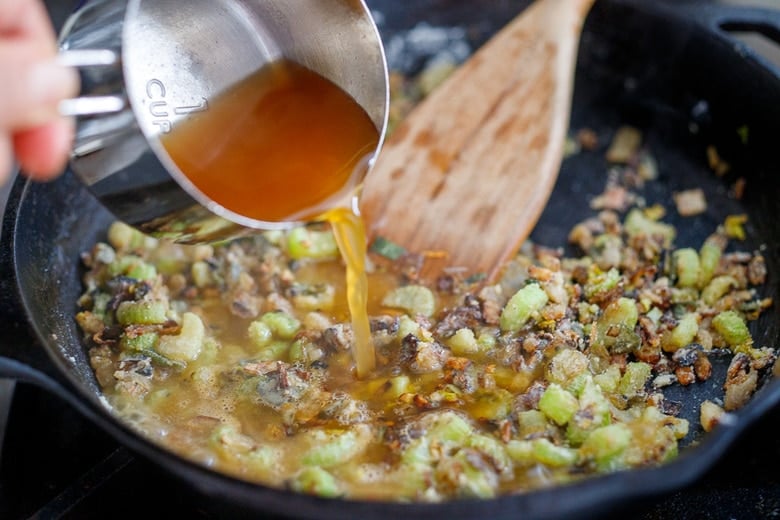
[683,4,780,78]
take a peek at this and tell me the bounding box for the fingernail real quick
[28,60,80,104]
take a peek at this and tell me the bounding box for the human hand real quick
[0,0,80,185]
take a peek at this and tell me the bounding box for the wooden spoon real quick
[360,0,597,283]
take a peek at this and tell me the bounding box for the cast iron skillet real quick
[2,0,780,518]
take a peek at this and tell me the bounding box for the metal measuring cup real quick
[58,0,389,243]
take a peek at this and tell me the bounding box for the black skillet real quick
[1,0,780,518]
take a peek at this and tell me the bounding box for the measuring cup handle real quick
[57,49,127,116]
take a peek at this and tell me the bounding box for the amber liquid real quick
[161,59,379,377]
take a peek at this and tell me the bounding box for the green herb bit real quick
[370,236,407,260]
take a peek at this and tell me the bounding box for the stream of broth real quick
[161,59,379,377]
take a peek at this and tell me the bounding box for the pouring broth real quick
[160,59,380,376]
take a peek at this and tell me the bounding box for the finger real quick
[13,116,74,180]
[0,42,79,129]
[0,0,57,49]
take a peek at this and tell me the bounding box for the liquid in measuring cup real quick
[161,59,380,377]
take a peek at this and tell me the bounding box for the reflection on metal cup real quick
[59,0,389,244]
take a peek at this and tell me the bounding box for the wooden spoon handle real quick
[360,0,596,282]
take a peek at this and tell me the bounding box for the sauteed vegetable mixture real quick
[74,68,776,501]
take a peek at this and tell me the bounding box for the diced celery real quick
[256,340,290,361]
[247,320,273,349]
[539,383,579,426]
[698,240,722,287]
[191,261,213,288]
[701,276,738,306]
[712,310,752,348]
[385,375,411,399]
[595,297,640,353]
[108,255,157,281]
[382,285,436,318]
[210,424,255,460]
[288,337,323,364]
[289,467,341,498]
[107,221,156,252]
[531,438,578,468]
[476,331,497,352]
[584,267,621,300]
[287,226,339,261]
[448,328,479,355]
[546,349,589,387]
[516,410,551,439]
[106,221,137,251]
[260,311,301,340]
[561,373,585,398]
[673,248,700,288]
[506,440,534,465]
[290,283,336,311]
[617,362,652,397]
[116,300,168,325]
[724,214,748,240]
[428,411,474,442]
[119,332,158,353]
[594,365,621,394]
[468,388,513,421]
[662,312,699,353]
[567,377,611,446]
[301,430,360,468]
[397,315,423,340]
[156,312,205,362]
[245,446,282,474]
[466,433,513,476]
[401,438,434,466]
[500,283,549,332]
[624,208,676,245]
[435,449,498,499]
[579,423,632,471]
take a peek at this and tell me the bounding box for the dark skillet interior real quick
[1,0,780,519]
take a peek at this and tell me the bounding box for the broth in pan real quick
[74,63,777,501]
